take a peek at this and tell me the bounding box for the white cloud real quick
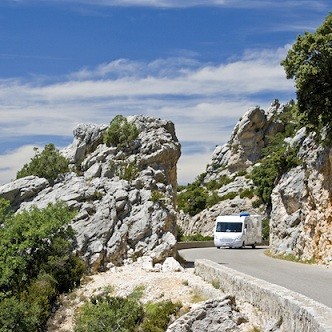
[177,151,212,185]
[0,46,295,185]
[0,145,38,185]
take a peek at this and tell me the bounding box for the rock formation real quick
[167,296,249,332]
[270,131,332,265]
[177,101,285,236]
[0,115,181,270]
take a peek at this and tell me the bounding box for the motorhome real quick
[214,212,262,249]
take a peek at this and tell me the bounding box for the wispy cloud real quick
[0,46,294,184]
[6,0,329,10]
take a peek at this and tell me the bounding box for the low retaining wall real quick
[176,241,214,250]
[195,259,332,332]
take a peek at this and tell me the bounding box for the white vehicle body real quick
[214,213,262,248]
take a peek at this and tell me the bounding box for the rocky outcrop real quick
[206,100,284,177]
[167,296,249,332]
[0,116,181,270]
[177,101,286,236]
[270,132,332,265]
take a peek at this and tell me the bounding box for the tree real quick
[17,143,69,184]
[281,13,332,133]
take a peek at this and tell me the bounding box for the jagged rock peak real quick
[206,101,285,179]
[0,115,181,270]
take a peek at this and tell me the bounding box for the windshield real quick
[216,222,243,233]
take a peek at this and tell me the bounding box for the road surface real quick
[179,246,332,308]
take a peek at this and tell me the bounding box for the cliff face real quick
[270,133,332,265]
[0,116,181,270]
[177,101,285,236]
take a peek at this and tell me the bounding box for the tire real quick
[217,246,220,249]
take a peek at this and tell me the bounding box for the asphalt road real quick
[179,246,332,308]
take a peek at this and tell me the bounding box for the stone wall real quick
[195,259,332,332]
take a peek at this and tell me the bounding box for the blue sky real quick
[0,0,331,184]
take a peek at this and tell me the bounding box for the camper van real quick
[214,212,262,249]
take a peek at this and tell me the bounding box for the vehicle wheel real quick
[251,243,256,249]
[217,246,220,249]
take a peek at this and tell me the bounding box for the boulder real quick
[0,176,49,210]
[167,296,248,332]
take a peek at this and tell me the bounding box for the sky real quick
[0,0,331,185]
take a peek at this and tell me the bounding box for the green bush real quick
[141,300,181,332]
[75,295,144,332]
[219,192,237,201]
[206,191,221,208]
[239,188,254,199]
[0,296,39,332]
[205,175,232,191]
[177,186,208,216]
[0,201,85,331]
[179,233,213,242]
[116,161,139,181]
[104,115,139,150]
[262,218,270,241]
[74,293,181,332]
[16,143,69,185]
[251,144,300,205]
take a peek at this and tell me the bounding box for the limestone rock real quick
[206,101,285,177]
[0,116,181,270]
[0,176,49,210]
[166,296,247,332]
[270,133,332,265]
[162,257,184,272]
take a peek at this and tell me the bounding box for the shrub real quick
[177,186,208,216]
[0,201,85,331]
[116,161,139,181]
[141,300,181,332]
[16,143,69,185]
[103,115,139,150]
[239,188,254,199]
[151,190,167,207]
[219,192,237,201]
[74,295,144,332]
[206,191,221,207]
[262,218,270,241]
[179,233,213,242]
[205,175,232,191]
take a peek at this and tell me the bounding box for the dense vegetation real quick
[0,200,85,331]
[281,13,332,135]
[74,288,181,332]
[16,143,69,184]
[104,115,139,150]
[177,174,234,216]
